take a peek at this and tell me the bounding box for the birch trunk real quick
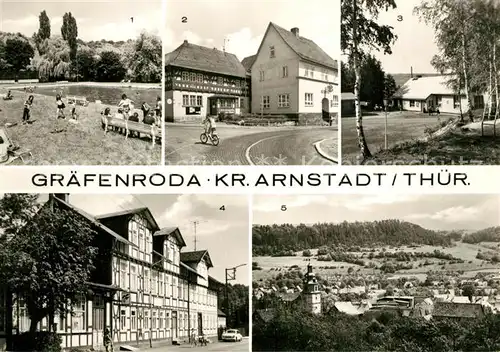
[353,0,371,160]
[461,31,474,122]
[494,42,499,121]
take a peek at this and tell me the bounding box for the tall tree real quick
[359,54,385,107]
[341,61,356,92]
[0,194,98,336]
[3,38,35,77]
[95,51,127,82]
[38,10,51,40]
[125,31,162,83]
[61,12,78,76]
[415,0,478,122]
[384,73,398,101]
[341,0,397,161]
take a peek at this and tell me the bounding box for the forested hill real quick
[252,220,453,256]
[462,226,500,244]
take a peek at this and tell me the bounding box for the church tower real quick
[302,264,321,314]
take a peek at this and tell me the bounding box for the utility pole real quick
[190,220,207,250]
[225,264,247,327]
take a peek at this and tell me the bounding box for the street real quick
[147,338,249,351]
[165,124,338,165]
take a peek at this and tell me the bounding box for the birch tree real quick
[341,0,397,161]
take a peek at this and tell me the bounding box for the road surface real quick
[166,124,337,165]
[147,338,249,351]
[341,112,443,164]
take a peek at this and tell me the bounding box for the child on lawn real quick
[22,95,34,124]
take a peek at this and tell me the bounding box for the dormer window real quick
[270,46,275,58]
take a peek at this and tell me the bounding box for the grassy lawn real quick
[342,111,500,165]
[0,88,161,165]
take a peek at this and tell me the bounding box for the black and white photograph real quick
[0,0,162,165]
[252,194,500,351]
[0,193,249,351]
[164,0,339,165]
[341,0,500,165]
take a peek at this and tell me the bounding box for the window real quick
[310,67,315,78]
[197,96,203,106]
[474,95,484,109]
[437,96,442,107]
[120,261,128,289]
[178,281,182,300]
[159,273,164,296]
[323,72,328,81]
[305,67,309,77]
[190,72,196,81]
[182,72,189,81]
[172,278,177,299]
[332,95,339,107]
[182,95,189,106]
[131,265,137,291]
[240,98,245,109]
[197,73,203,83]
[259,70,265,82]
[165,275,170,297]
[144,269,150,293]
[305,93,313,107]
[410,100,415,107]
[72,298,86,331]
[166,311,171,329]
[131,309,137,330]
[278,94,290,108]
[189,95,196,106]
[261,96,270,109]
[120,309,127,330]
[152,311,157,329]
[282,66,288,78]
[139,227,144,251]
[453,96,460,109]
[217,77,223,85]
[144,310,150,329]
[270,46,275,58]
[152,271,158,295]
[159,311,164,329]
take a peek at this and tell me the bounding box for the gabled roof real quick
[51,197,136,247]
[392,75,463,100]
[165,40,247,78]
[241,55,257,73]
[278,292,301,302]
[255,22,337,70]
[254,308,276,323]
[218,309,226,317]
[95,207,160,231]
[153,226,187,247]
[432,302,488,318]
[181,250,213,268]
[334,302,362,315]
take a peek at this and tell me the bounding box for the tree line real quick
[253,304,500,351]
[0,10,161,83]
[341,54,398,109]
[463,226,500,243]
[253,220,454,256]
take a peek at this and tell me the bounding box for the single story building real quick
[392,75,486,114]
[341,92,356,117]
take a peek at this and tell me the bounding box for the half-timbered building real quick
[0,194,222,351]
[164,40,251,122]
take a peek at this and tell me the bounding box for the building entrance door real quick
[198,313,203,336]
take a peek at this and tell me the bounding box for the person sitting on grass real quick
[3,90,13,100]
[22,95,34,124]
[56,94,66,119]
[143,111,156,125]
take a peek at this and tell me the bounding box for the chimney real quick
[307,264,313,274]
[291,27,299,37]
[411,66,413,79]
[183,40,188,44]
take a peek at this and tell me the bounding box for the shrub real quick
[12,331,62,352]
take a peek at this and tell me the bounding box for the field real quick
[253,242,500,283]
[0,87,161,165]
[342,111,500,165]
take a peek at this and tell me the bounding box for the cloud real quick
[82,18,160,41]
[405,206,481,223]
[342,194,418,210]
[70,194,136,216]
[224,27,264,60]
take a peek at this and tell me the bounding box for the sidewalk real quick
[314,138,338,163]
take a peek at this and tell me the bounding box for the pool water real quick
[16,85,161,107]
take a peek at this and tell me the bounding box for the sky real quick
[165,0,340,61]
[1,0,162,41]
[253,194,500,232]
[30,194,250,285]
[369,0,438,74]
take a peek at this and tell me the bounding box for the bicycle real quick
[200,127,220,146]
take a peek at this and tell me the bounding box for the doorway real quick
[197,313,203,336]
[322,97,330,122]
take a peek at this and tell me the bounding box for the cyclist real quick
[203,115,216,138]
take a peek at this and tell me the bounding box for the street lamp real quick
[383,98,389,149]
[225,264,247,326]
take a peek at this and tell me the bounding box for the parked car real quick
[221,329,242,342]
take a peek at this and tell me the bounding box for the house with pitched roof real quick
[164,41,251,122]
[0,194,222,350]
[246,22,338,124]
[392,75,487,114]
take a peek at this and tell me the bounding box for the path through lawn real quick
[0,88,161,165]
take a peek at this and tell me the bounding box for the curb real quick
[314,139,338,164]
